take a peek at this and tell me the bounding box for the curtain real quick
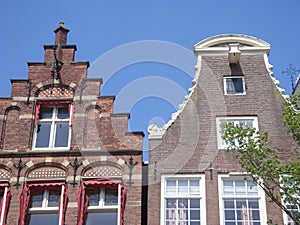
[19,181,68,225]
[77,178,126,225]
[0,183,11,225]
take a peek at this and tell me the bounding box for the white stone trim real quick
[195,34,270,50]
[12,97,35,101]
[73,95,98,101]
[36,82,43,89]
[69,82,77,88]
[26,161,34,168]
[19,114,34,119]
[263,54,289,100]
[82,159,90,167]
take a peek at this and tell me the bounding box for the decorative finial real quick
[59,22,65,27]
[282,64,300,93]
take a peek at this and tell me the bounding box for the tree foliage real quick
[221,94,300,225]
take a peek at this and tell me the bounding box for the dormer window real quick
[224,77,246,95]
[33,102,73,150]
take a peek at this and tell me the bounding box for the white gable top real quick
[194,34,270,55]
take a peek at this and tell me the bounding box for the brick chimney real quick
[44,22,76,62]
[54,22,69,46]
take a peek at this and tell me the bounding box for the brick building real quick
[0,23,144,225]
[147,34,299,225]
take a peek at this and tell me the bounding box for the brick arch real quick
[83,105,102,149]
[81,161,124,178]
[25,162,68,180]
[1,106,21,150]
[34,84,74,98]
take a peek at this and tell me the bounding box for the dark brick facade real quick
[147,35,299,225]
[0,23,144,225]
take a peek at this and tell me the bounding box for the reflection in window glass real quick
[54,123,69,147]
[30,192,43,208]
[86,212,117,225]
[48,191,60,207]
[39,108,53,119]
[28,213,58,225]
[57,107,69,119]
[88,190,100,207]
[105,189,118,206]
[35,124,51,148]
[225,77,245,94]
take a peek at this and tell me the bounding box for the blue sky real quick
[1,1,299,160]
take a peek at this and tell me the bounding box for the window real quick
[86,189,118,225]
[224,77,245,95]
[216,116,258,149]
[27,190,60,225]
[77,178,126,225]
[19,182,68,225]
[161,174,206,225]
[33,102,73,150]
[282,177,300,225]
[0,183,11,225]
[218,175,267,225]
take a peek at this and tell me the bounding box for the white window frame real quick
[216,116,259,149]
[224,76,246,95]
[86,185,121,225]
[32,106,72,150]
[281,175,300,225]
[28,186,65,225]
[161,174,206,225]
[218,174,267,225]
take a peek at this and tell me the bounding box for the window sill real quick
[32,148,70,151]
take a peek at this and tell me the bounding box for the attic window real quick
[224,77,245,95]
[33,101,73,150]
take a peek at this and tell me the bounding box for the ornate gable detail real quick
[37,86,74,98]
[27,166,67,179]
[84,165,122,177]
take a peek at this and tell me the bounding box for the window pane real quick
[226,78,244,94]
[30,192,43,208]
[223,180,234,196]
[39,108,53,119]
[166,199,176,209]
[48,190,60,207]
[225,210,235,220]
[178,180,188,195]
[35,124,51,148]
[57,107,69,119]
[86,212,117,225]
[28,214,58,225]
[105,189,118,206]
[190,210,200,220]
[190,180,200,194]
[54,123,69,147]
[166,180,176,196]
[190,199,200,208]
[87,190,100,206]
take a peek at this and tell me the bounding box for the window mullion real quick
[43,190,49,208]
